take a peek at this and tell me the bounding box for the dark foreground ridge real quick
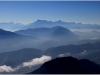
[28,56,100,74]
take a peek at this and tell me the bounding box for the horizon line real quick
[0,19,100,25]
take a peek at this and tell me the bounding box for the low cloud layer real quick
[0,55,51,73]
[22,55,52,67]
[0,65,21,72]
[0,65,14,72]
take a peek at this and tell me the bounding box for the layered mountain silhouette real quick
[28,56,100,74]
[0,48,42,67]
[0,42,100,73]
[0,20,100,74]
[1,20,100,31]
[0,28,36,39]
[15,27,50,37]
[0,22,23,31]
[1,41,100,67]
[0,28,38,52]
[50,26,78,40]
[15,26,78,40]
[74,30,100,40]
[22,20,100,30]
[0,29,22,39]
[43,42,100,58]
[23,20,67,29]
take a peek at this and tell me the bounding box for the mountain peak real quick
[0,28,3,30]
[36,19,48,22]
[0,28,6,32]
[52,26,69,31]
[28,56,100,74]
[55,20,62,22]
[35,19,64,23]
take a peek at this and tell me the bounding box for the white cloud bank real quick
[0,55,51,73]
[22,55,52,67]
[0,65,14,72]
[0,65,21,72]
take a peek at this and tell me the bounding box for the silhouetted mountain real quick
[0,48,42,67]
[15,27,50,37]
[0,29,24,39]
[50,26,78,40]
[28,56,100,74]
[0,28,37,39]
[0,22,23,31]
[0,28,38,52]
[21,20,100,31]
[1,20,100,31]
[15,26,78,50]
[15,26,78,40]
[23,20,67,29]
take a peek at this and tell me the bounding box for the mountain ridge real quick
[28,56,100,74]
[15,26,78,40]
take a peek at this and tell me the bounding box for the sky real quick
[0,1,100,25]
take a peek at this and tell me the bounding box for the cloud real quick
[0,65,14,72]
[81,50,87,54]
[58,53,71,57]
[0,55,51,73]
[22,55,51,67]
[0,65,22,72]
[58,54,65,57]
[71,29,92,32]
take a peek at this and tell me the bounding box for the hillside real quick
[28,57,100,74]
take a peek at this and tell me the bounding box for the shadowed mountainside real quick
[0,29,39,52]
[0,28,37,39]
[28,56,100,74]
[0,48,42,67]
[43,42,100,58]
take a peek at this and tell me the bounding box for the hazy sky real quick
[0,1,100,24]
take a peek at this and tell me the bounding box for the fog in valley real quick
[0,1,100,74]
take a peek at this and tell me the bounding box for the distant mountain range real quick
[0,26,100,53]
[0,20,100,74]
[74,30,100,40]
[28,56,100,74]
[1,26,100,52]
[1,20,100,31]
[0,29,38,52]
[0,29,24,39]
[0,26,79,52]
[0,28,37,39]
[23,19,67,29]
[23,19,100,30]
[15,26,78,41]
[0,22,24,31]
